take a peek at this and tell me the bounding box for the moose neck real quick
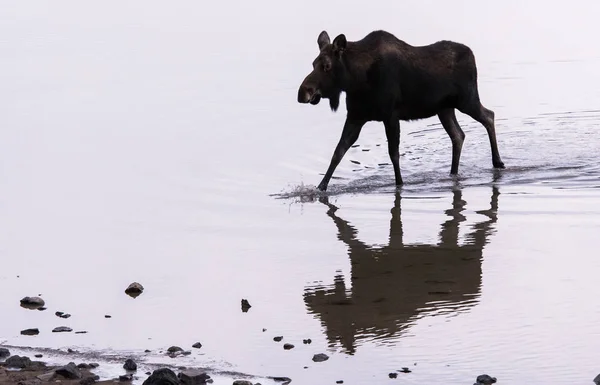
[339,42,375,93]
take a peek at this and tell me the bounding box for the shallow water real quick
[1,1,600,384]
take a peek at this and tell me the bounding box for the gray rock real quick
[35,354,43,358]
[283,343,294,350]
[273,336,283,342]
[76,331,88,334]
[125,282,144,298]
[53,326,73,333]
[167,346,184,353]
[123,359,137,371]
[302,339,312,344]
[388,373,398,379]
[312,353,329,362]
[475,374,497,385]
[336,381,343,384]
[399,367,411,373]
[37,371,56,382]
[105,315,112,318]
[55,362,82,379]
[0,348,11,358]
[232,381,252,385]
[241,299,251,312]
[89,363,99,368]
[5,355,32,368]
[20,296,45,309]
[21,328,40,336]
[594,373,600,385]
[78,363,91,369]
[143,368,181,385]
[80,376,97,385]
[120,374,133,382]
[272,377,291,384]
[55,312,71,319]
[178,369,210,384]
[192,342,202,349]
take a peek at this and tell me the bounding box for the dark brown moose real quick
[298,30,505,191]
[303,187,500,353]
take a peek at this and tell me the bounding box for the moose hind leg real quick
[461,102,505,169]
[438,108,465,175]
[384,118,403,186]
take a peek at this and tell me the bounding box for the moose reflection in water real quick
[304,187,500,354]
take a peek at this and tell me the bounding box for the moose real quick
[297,30,505,191]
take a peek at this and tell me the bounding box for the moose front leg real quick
[317,118,366,191]
[383,118,403,186]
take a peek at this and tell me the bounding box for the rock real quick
[312,353,329,362]
[181,351,192,356]
[302,339,312,344]
[55,312,71,319]
[78,363,91,369]
[0,348,10,358]
[105,315,112,318]
[35,354,43,358]
[388,373,398,379]
[125,282,144,298]
[146,372,152,376]
[38,307,47,311]
[37,371,56,382]
[55,362,82,379]
[18,327,39,336]
[53,326,73,333]
[68,348,75,353]
[145,349,151,353]
[89,363,99,368]
[272,377,291,383]
[178,369,210,384]
[80,376,97,385]
[120,374,133,382]
[142,368,180,385]
[20,296,45,309]
[399,367,411,373]
[192,342,202,349]
[76,331,88,334]
[475,374,497,385]
[273,336,283,342]
[241,299,251,312]
[336,381,344,384]
[595,374,600,385]
[123,359,137,371]
[167,346,184,354]
[283,343,294,350]
[5,355,32,368]
[262,328,267,332]
[232,381,252,385]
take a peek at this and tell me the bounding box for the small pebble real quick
[336,381,344,384]
[105,315,112,318]
[192,342,202,349]
[273,336,283,342]
[283,343,294,350]
[389,373,398,379]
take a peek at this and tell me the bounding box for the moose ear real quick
[317,31,330,50]
[333,34,347,55]
[333,34,347,53]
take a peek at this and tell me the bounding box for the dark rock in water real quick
[178,369,210,384]
[273,336,283,342]
[232,381,252,385]
[123,359,137,371]
[388,373,398,379]
[399,367,411,373]
[0,348,10,358]
[34,354,43,358]
[143,368,180,385]
[594,374,600,385]
[20,328,40,336]
[38,307,47,311]
[146,371,152,376]
[77,363,91,369]
[119,373,133,382]
[76,331,88,334]
[302,339,312,344]
[80,376,97,385]
[67,349,75,353]
[125,282,144,298]
[336,381,344,384]
[56,312,71,319]
[181,351,192,356]
[474,374,497,385]
[144,349,151,353]
[167,346,183,353]
[272,377,291,383]
[241,299,251,312]
[89,363,99,368]
[105,315,112,318]
[283,343,294,350]
[312,353,329,362]
[5,355,32,368]
[192,342,202,349]
[20,296,45,309]
[262,328,267,332]
[55,362,82,379]
[53,326,73,333]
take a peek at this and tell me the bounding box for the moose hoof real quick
[493,160,505,169]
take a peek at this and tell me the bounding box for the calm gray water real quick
[1,1,600,384]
